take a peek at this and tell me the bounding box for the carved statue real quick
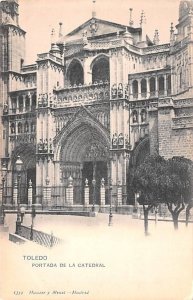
[112,133,118,147]
[118,133,124,146]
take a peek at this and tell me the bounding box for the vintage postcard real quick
[0,0,193,299]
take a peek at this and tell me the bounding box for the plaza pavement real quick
[0,213,193,300]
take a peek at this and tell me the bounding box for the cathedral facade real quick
[0,0,193,209]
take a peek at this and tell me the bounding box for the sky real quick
[18,0,180,64]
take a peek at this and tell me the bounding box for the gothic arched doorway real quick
[58,119,110,205]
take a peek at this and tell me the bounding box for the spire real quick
[51,28,56,45]
[92,0,96,18]
[170,22,175,44]
[153,29,160,45]
[140,10,146,27]
[129,8,134,26]
[59,22,63,38]
[140,10,147,41]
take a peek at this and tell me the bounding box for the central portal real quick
[58,117,110,206]
[82,161,108,204]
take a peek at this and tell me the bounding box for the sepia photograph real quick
[0,0,193,299]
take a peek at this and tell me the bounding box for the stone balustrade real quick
[54,82,110,108]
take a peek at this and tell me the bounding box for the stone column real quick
[0,186,2,206]
[66,176,73,206]
[23,95,25,112]
[16,96,19,114]
[43,176,51,208]
[146,77,150,98]
[84,178,89,206]
[29,93,32,111]
[129,82,133,100]
[117,181,122,206]
[138,79,141,99]
[28,180,33,208]
[155,76,158,97]
[13,179,18,207]
[100,178,106,206]
[164,74,167,96]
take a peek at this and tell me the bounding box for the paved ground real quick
[0,213,193,300]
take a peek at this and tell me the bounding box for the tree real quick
[130,155,166,236]
[130,155,193,232]
[163,157,193,229]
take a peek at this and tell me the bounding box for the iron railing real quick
[19,225,62,248]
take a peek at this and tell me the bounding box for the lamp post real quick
[92,178,96,212]
[0,163,7,225]
[30,204,36,240]
[108,180,113,226]
[15,156,23,234]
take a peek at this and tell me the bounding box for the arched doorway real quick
[58,120,110,205]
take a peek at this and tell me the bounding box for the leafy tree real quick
[163,157,193,229]
[130,155,166,235]
[130,155,193,232]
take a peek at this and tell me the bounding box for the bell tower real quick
[0,0,25,165]
[0,0,25,73]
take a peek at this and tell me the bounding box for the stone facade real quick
[0,0,193,208]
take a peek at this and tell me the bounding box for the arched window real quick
[67,60,84,86]
[150,77,156,97]
[132,80,138,99]
[18,96,23,113]
[11,97,17,113]
[158,76,164,96]
[167,75,171,95]
[141,79,147,98]
[25,95,30,111]
[32,94,36,110]
[92,57,110,84]
[18,122,23,134]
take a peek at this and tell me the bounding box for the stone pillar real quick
[146,77,150,98]
[164,74,167,96]
[84,178,89,206]
[117,181,122,206]
[28,180,33,207]
[13,179,18,207]
[129,82,133,100]
[100,178,106,206]
[16,96,19,114]
[155,76,158,97]
[66,176,73,206]
[43,176,51,208]
[23,95,25,112]
[138,79,141,99]
[29,93,32,111]
[0,186,2,206]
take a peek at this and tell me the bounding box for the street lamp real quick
[15,156,23,234]
[0,163,7,225]
[92,178,96,212]
[30,204,36,240]
[108,180,113,226]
